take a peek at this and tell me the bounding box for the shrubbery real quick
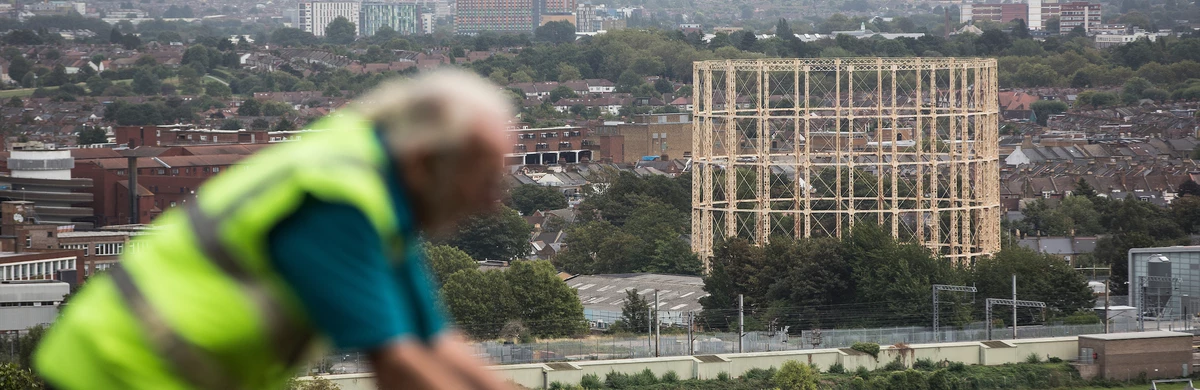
[558,362,1157,389]
[850,342,880,359]
[773,360,819,390]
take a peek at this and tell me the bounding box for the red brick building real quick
[114,125,276,148]
[506,126,598,166]
[71,145,264,226]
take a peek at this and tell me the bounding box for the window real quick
[46,232,52,237]
[158,169,165,175]
[170,201,177,207]
[200,135,208,141]
[60,243,89,256]
[213,167,220,173]
[172,169,179,175]
[95,242,124,256]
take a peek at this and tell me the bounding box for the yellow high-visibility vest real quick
[36,112,402,390]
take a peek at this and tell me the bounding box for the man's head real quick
[353,70,513,234]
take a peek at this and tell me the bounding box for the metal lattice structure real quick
[984,298,1045,340]
[932,284,977,341]
[690,58,1001,270]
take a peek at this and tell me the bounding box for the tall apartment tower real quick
[455,0,537,34]
[299,1,362,37]
[1058,1,1102,32]
[360,2,420,35]
[543,0,575,14]
[575,3,596,32]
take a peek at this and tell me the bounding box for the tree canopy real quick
[441,206,530,261]
[508,184,568,215]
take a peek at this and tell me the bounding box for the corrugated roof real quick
[566,273,707,314]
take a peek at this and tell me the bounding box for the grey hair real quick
[351,69,514,155]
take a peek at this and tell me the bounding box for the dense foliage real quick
[555,170,700,276]
[508,184,569,215]
[437,258,587,339]
[699,223,1093,331]
[1011,179,1198,294]
[439,205,531,261]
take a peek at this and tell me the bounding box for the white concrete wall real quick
[303,337,1085,389]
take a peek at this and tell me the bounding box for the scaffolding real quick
[691,58,1001,270]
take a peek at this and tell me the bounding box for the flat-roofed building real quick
[0,280,69,332]
[1076,331,1192,380]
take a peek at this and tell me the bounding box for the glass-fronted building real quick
[360,2,420,36]
[1128,246,1200,322]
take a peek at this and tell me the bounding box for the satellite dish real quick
[13,213,23,223]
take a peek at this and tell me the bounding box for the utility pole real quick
[654,290,660,357]
[1012,274,1018,340]
[738,294,744,354]
[687,311,695,355]
[1104,280,1110,333]
[647,306,653,356]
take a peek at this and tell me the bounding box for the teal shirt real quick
[266,135,448,350]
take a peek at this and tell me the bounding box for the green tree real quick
[205,81,232,98]
[273,118,295,131]
[774,360,819,390]
[16,325,45,370]
[505,260,587,337]
[131,69,161,95]
[441,268,514,339]
[250,118,271,130]
[547,86,577,103]
[534,20,576,44]
[1010,18,1031,40]
[509,184,568,215]
[553,220,640,275]
[556,63,582,82]
[1073,178,1097,199]
[1030,100,1068,126]
[41,65,68,87]
[509,70,533,84]
[220,118,243,130]
[618,288,651,332]
[424,243,477,286]
[6,56,30,82]
[443,206,530,261]
[4,97,21,108]
[1058,195,1103,236]
[973,246,1094,322]
[1171,195,1200,235]
[77,126,107,144]
[0,362,43,390]
[86,76,112,96]
[654,78,674,94]
[270,28,318,47]
[325,17,357,45]
[775,18,795,40]
[239,98,262,116]
[261,101,294,117]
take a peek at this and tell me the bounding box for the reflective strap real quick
[185,201,315,367]
[108,266,239,390]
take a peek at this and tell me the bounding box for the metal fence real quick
[306,319,1157,374]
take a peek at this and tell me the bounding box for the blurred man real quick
[35,71,515,390]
